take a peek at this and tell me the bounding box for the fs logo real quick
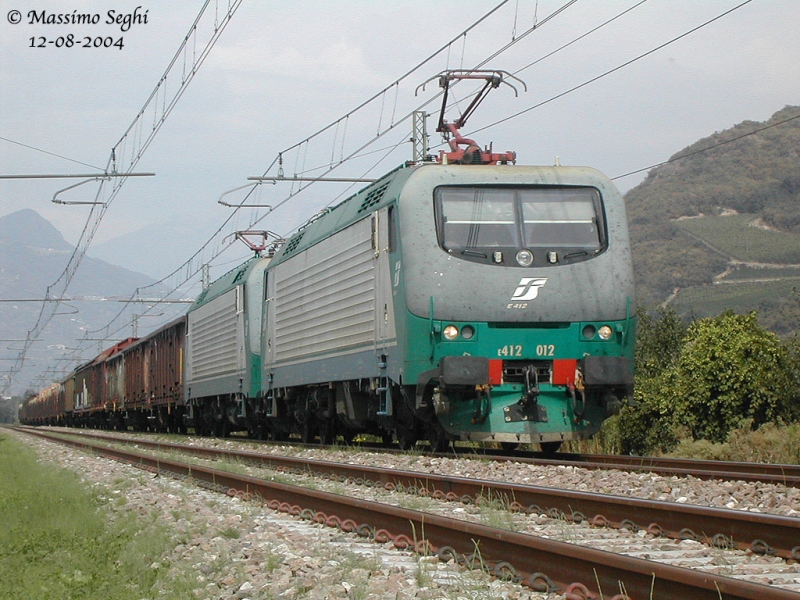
[511,277,547,301]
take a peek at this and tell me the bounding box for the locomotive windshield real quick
[434,186,606,267]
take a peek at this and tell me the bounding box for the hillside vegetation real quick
[624,105,800,335]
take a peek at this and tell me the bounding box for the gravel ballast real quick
[10,430,563,599]
[10,429,800,598]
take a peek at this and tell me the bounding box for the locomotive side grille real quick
[357,182,390,213]
[281,231,306,257]
[188,288,240,381]
[273,217,375,361]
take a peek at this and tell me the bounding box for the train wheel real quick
[427,422,450,453]
[269,424,290,442]
[214,420,230,438]
[318,417,336,445]
[397,432,417,451]
[196,420,211,436]
[394,393,418,451]
[540,441,562,455]
[300,416,316,444]
[250,424,267,440]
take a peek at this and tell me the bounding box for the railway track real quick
[475,449,800,488]
[15,427,800,600]
[165,433,800,488]
[21,427,800,562]
[16,425,800,488]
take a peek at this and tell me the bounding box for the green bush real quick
[634,306,686,379]
[619,309,800,455]
[618,371,681,455]
[668,312,800,442]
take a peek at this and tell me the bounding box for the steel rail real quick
[242,436,800,488]
[510,450,800,484]
[22,427,800,562]
[18,426,800,600]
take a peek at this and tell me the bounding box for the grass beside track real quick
[564,419,800,464]
[0,431,193,600]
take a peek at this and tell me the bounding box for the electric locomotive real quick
[177,70,635,450]
[252,156,635,451]
[184,253,270,437]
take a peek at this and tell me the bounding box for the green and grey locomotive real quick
[182,128,635,450]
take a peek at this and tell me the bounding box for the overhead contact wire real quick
[471,0,756,136]
[613,112,800,181]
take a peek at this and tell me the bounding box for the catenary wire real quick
[1,2,643,382]
[73,1,532,345]
[612,112,800,182]
[470,0,755,136]
[2,1,244,395]
[25,1,764,386]
[0,136,105,171]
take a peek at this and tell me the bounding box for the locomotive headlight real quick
[461,325,475,340]
[443,325,459,340]
[598,325,614,340]
[582,325,596,340]
[516,249,534,267]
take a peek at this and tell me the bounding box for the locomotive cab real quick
[396,163,636,449]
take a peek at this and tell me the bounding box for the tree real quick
[634,306,687,379]
[618,306,687,454]
[620,310,800,454]
[0,395,20,424]
[668,312,800,442]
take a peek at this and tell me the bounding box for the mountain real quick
[0,209,159,299]
[624,105,800,335]
[0,208,74,251]
[0,209,185,396]
[90,220,201,280]
[89,217,229,281]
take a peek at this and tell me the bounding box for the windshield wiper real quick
[461,249,487,258]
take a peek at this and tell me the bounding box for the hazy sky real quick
[2,0,799,274]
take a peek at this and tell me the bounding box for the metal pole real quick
[412,111,429,161]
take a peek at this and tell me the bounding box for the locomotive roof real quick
[189,255,270,311]
[270,162,416,267]
[268,161,618,269]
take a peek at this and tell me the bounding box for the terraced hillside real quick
[625,105,800,335]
